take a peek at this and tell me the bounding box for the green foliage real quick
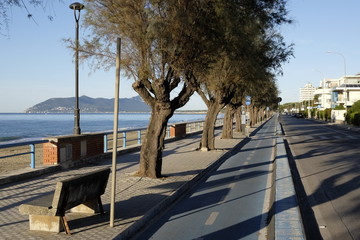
[317,108,332,121]
[345,100,360,125]
[353,113,360,126]
[311,109,316,118]
[346,112,360,126]
[334,105,345,110]
[350,100,360,113]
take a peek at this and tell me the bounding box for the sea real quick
[0,113,209,143]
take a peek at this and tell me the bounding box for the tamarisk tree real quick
[195,0,292,150]
[81,0,220,178]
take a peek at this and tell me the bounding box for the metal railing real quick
[103,118,223,152]
[0,140,48,169]
[0,118,224,169]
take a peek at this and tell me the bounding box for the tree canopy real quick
[80,0,293,177]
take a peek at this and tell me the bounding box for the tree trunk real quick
[137,103,173,178]
[250,105,256,127]
[235,107,241,132]
[199,102,223,151]
[253,106,259,125]
[260,107,265,122]
[222,105,236,139]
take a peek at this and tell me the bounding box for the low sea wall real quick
[0,118,224,173]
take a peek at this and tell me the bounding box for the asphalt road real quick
[281,115,360,240]
[131,118,277,240]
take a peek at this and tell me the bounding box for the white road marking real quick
[258,138,275,240]
[205,212,219,226]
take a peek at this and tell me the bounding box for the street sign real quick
[245,96,251,105]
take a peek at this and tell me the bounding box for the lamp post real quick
[326,51,347,77]
[69,2,84,135]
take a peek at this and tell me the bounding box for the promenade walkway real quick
[0,118,303,239]
[0,126,253,239]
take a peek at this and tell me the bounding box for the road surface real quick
[132,118,278,240]
[281,115,360,239]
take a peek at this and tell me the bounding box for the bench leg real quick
[70,199,99,214]
[60,216,71,235]
[98,196,104,215]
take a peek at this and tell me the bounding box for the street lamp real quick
[326,51,347,76]
[69,2,84,135]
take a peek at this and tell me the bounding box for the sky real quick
[1,0,360,112]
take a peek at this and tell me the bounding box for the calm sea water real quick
[0,113,208,143]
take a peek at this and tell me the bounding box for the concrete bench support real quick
[29,215,62,232]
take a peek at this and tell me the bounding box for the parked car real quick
[296,113,304,118]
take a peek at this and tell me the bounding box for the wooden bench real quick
[19,167,110,235]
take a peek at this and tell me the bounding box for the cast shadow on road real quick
[130,168,305,240]
[284,134,360,239]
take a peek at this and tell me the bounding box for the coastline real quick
[1,110,208,114]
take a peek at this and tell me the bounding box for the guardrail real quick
[0,140,48,169]
[0,118,224,169]
[102,119,223,152]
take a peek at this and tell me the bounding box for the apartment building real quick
[299,83,316,102]
[313,74,360,110]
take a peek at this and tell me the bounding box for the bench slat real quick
[53,168,110,215]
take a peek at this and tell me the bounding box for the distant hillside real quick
[25,96,151,113]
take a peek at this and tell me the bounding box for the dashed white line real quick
[205,212,219,225]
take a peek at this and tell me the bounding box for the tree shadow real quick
[281,116,360,238]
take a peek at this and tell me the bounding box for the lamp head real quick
[69,2,85,11]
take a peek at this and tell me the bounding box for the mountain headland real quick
[25,96,151,113]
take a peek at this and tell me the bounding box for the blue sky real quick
[279,0,360,103]
[1,0,360,112]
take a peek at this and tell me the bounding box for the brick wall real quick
[43,134,104,165]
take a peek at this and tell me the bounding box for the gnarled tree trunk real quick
[221,104,236,139]
[199,102,224,151]
[137,103,173,178]
[133,73,195,178]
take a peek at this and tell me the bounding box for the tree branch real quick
[132,80,155,107]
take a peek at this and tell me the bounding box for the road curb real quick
[274,136,305,240]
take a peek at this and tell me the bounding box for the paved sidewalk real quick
[0,128,255,240]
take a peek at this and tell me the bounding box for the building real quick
[313,74,360,110]
[332,75,360,108]
[299,83,316,102]
[313,78,337,110]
